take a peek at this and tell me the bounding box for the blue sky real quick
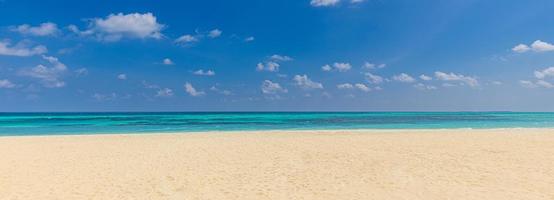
[2,0,554,111]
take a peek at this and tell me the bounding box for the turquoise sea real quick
[1,112,554,136]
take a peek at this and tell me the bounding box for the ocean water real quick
[1,112,554,136]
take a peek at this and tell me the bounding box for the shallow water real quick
[1,112,554,136]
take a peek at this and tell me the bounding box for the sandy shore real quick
[1,129,554,199]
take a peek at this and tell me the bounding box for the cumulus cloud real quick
[0,79,16,88]
[362,62,386,70]
[20,55,67,88]
[392,73,416,83]
[337,83,354,89]
[193,69,215,76]
[419,74,432,81]
[0,40,47,56]
[413,83,437,90]
[534,67,554,79]
[210,86,232,95]
[117,74,127,80]
[244,36,255,42]
[354,83,370,92]
[184,82,205,97]
[175,34,198,44]
[270,54,293,62]
[10,22,59,36]
[261,80,287,94]
[531,40,554,52]
[512,44,530,53]
[257,62,279,72]
[434,71,479,87]
[310,0,340,7]
[71,12,164,42]
[162,58,174,65]
[513,40,554,53]
[322,62,351,72]
[293,74,323,89]
[208,29,222,38]
[337,83,372,92]
[321,64,332,71]
[256,54,292,72]
[156,88,174,97]
[333,62,351,72]
[520,80,554,89]
[365,72,384,84]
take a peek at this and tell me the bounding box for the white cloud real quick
[257,62,279,72]
[337,83,354,89]
[337,83,371,92]
[261,80,287,94]
[74,68,88,77]
[513,40,554,53]
[520,80,554,89]
[354,83,370,92]
[0,40,47,56]
[184,82,205,97]
[310,0,364,7]
[0,79,16,88]
[512,44,530,53]
[536,80,554,88]
[293,74,323,89]
[362,62,386,70]
[76,12,164,41]
[434,71,479,87]
[365,72,384,84]
[93,93,117,101]
[210,86,232,95]
[163,58,174,65]
[10,22,59,36]
[519,80,537,88]
[413,83,437,90]
[310,0,340,7]
[333,62,351,72]
[175,34,198,44]
[270,54,293,62]
[534,67,554,79]
[419,74,432,81]
[322,62,352,72]
[156,88,174,97]
[245,36,255,42]
[321,64,332,71]
[392,73,416,83]
[208,29,222,38]
[193,69,215,76]
[256,55,292,72]
[531,40,554,52]
[117,74,127,80]
[20,55,67,88]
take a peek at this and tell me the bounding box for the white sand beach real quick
[1,129,554,199]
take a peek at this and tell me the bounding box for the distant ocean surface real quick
[1,112,554,136]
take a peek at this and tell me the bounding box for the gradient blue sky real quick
[2,0,554,111]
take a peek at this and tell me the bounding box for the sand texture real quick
[1,129,554,199]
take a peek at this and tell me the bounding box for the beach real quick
[1,129,554,200]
